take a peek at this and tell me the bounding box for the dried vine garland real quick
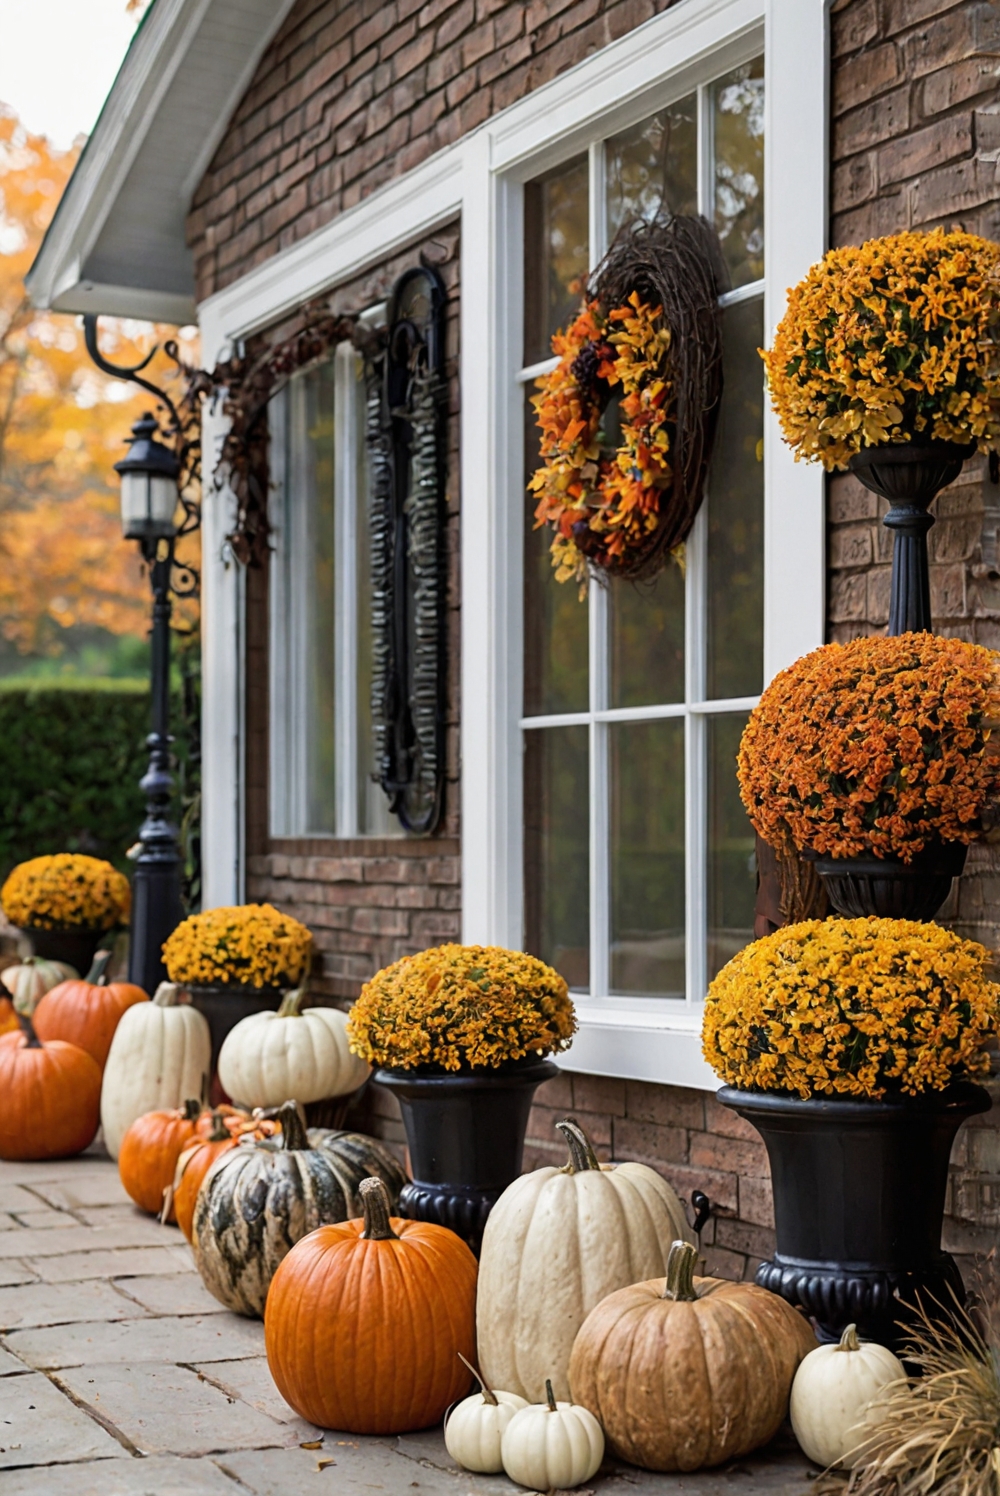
[531,213,726,586]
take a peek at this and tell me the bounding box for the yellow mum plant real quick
[762,228,1000,470]
[703,917,999,1100]
[1,854,131,932]
[162,904,312,989]
[347,944,577,1071]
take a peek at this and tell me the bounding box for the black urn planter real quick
[719,1082,991,1353]
[20,925,107,973]
[805,840,967,922]
[375,1057,559,1253]
[849,439,975,635]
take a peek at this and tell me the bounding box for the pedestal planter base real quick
[718,1082,991,1353]
[807,841,967,922]
[375,1058,559,1253]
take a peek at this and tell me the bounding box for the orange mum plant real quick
[703,917,999,1100]
[738,632,1000,864]
[762,228,1000,470]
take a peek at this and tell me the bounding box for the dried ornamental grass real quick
[0,854,131,931]
[762,228,1000,470]
[738,632,1000,864]
[162,904,312,989]
[702,917,999,1100]
[346,944,576,1071]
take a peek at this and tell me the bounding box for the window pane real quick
[524,727,590,989]
[707,712,756,981]
[291,364,337,834]
[712,57,764,288]
[610,719,684,997]
[605,93,698,244]
[524,391,589,715]
[706,295,764,700]
[610,564,685,709]
[523,155,589,366]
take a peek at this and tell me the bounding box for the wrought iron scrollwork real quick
[365,266,446,835]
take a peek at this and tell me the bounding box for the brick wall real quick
[186,0,682,303]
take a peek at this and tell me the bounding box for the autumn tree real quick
[0,104,194,662]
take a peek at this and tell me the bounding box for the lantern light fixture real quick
[114,411,181,545]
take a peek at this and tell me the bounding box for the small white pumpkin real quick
[100,982,210,1159]
[501,1379,604,1490]
[217,988,370,1108]
[2,957,78,1015]
[477,1117,692,1401]
[444,1354,527,1474]
[791,1323,906,1469]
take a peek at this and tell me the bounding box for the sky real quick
[0,0,140,150]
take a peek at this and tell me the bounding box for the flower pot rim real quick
[375,1056,560,1088]
[848,439,977,468]
[20,922,113,937]
[800,842,968,875]
[717,1080,991,1121]
[179,980,290,996]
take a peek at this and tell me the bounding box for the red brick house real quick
[27,0,1000,1279]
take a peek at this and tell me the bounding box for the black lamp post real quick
[115,412,185,994]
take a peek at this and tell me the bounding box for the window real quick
[269,344,398,838]
[521,59,765,1005]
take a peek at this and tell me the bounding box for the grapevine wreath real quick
[530,214,726,587]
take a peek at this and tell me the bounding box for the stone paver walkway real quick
[0,1146,817,1495]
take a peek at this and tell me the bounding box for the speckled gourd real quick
[476,1117,693,1402]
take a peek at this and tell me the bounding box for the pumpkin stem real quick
[545,1379,558,1413]
[276,988,305,1018]
[84,951,113,986]
[837,1323,861,1352]
[555,1118,602,1173]
[359,1176,399,1241]
[17,1013,42,1049]
[183,1098,201,1122]
[456,1351,498,1406]
[277,1100,309,1151]
[663,1240,699,1302]
[152,982,182,1007]
[207,1110,230,1143]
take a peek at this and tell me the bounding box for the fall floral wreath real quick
[702,916,1000,1100]
[530,215,724,587]
[762,228,1000,470]
[737,632,1000,864]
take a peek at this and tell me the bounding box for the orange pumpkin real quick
[0,1016,102,1160]
[33,952,148,1069]
[118,1099,209,1219]
[0,996,18,1037]
[265,1175,478,1434]
[172,1112,237,1241]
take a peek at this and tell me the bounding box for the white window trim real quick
[198,0,830,1090]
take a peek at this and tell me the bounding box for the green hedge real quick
[0,685,199,887]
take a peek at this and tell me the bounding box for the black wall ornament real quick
[365,265,447,835]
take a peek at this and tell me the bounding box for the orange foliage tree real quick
[0,104,195,659]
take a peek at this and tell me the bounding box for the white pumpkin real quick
[500,1380,604,1491]
[790,1323,906,1469]
[443,1354,527,1474]
[477,1117,692,1402]
[100,982,210,1159]
[217,989,370,1107]
[2,957,78,1014]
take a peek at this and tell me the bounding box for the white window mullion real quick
[334,343,359,837]
[685,505,708,1008]
[697,82,714,225]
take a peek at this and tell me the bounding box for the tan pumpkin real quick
[1,956,78,1015]
[568,1240,817,1471]
[477,1117,692,1401]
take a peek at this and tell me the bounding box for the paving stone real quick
[7,1313,265,1369]
[219,1439,514,1494]
[193,1356,321,1435]
[0,1213,21,1230]
[112,1274,228,1318]
[0,1368,129,1468]
[0,1261,36,1288]
[0,1346,30,1375]
[30,1173,132,1210]
[74,1205,153,1229]
[0,1219,175,1260]
[33,1245,195,1283]
[0,1160,115,1186]
[55,1362,300,1457]
[0,1279,149,1330]
[0,1454,244,1495]
[9,1210,79,1230]
[0,1185,49,1213]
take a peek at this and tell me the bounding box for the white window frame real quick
[198,0,829,1087]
